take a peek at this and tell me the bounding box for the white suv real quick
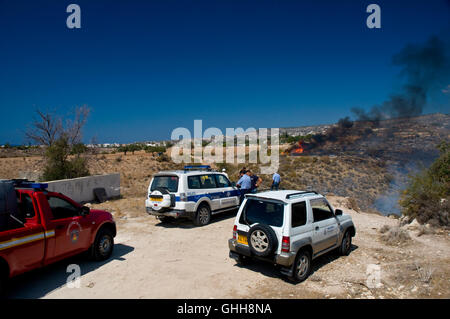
[228,190,356,282]
[146,165,240,226]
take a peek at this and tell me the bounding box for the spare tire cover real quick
[247,224,278,257]
[149,188,172,211]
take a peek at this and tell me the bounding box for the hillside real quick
[0,113,448,215]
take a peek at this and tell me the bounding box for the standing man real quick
[248,170,262,193]
[238,167,247,178]
[271,172,281,191]
[236,170,252,203]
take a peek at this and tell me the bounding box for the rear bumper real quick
[228,239,296,267]
[146,207,192,219]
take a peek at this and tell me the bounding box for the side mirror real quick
[231,181,236,187]
[335,209,343,216]
[81,206,90,216]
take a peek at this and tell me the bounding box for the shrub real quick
[156,153,170,162]
[399,141,449,226]
[380,226,411,245]
[42,136,90,181]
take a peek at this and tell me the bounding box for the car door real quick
[310,198,339,253]
[45,194,92,259]
[214,174,239,209]
[198,174,221,211]
[289,201,313,248]
[0,192,46,276]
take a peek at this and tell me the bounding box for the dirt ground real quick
[6,195,450,299]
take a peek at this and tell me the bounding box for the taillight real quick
[281,236,290,252]
[233,225,237,240]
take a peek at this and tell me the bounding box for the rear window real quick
[151,176,179,192]
[240,198,284,227]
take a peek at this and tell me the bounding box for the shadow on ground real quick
[154,209,238,229]
[233,244,359,284]
[5,243,134,299]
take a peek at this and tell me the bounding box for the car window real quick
[151,176,179,192]
[187,176,201,189]
[240,198,284,227]
[19,193,36,219]
[291,201,307,227]
[311,198,334,222]
[215,174,231,188]
[47,196,80,220]
[199,175,217,189]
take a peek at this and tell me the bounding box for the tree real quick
[26,106,91,181]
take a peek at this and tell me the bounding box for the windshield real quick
[240,198,284,227]
[150,176,179,193]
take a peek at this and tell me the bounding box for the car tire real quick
[291,250,312,283]
[247,224,278,257]
[339,231,352,256]
[194,204,211,226]
[91,228,114,261]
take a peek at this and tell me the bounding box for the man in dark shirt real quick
[247,170,262,193]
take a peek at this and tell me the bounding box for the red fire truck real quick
[0,180,116,294]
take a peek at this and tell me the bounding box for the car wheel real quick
[91,228,114,261]
[247,224,278,257]
[194,204,211,226]
[339,231,352,256]
[291,250,312,283]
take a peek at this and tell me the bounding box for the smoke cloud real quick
[352,36,450,122]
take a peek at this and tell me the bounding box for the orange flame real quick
[291,141,304,154]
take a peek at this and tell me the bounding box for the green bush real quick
[42,136,90,181]
[399,141,449,226]
[144,145,166,153]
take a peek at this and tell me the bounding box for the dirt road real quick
[6,196,450,299]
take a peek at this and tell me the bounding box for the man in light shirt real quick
[236,170,252,203]
[271,172,281,191]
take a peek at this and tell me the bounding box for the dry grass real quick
[379,225,411,245]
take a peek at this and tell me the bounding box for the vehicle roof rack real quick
[285,191,318,199]
[11,179,48,190]
[183,165,212,172]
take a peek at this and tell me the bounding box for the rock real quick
[411,286,418,293]
[406,219,420,230]
[87,282,95,288]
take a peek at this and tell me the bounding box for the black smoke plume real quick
[352,36,449,122]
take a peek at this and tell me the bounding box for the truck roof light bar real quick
[183,165,212,171]
[11,179,48,190]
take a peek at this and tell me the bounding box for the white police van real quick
[145,166,241,226]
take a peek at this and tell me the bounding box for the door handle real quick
[315,226,319,231]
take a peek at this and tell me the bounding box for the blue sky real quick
[0,0,449,144]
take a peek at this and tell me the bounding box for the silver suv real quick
[228,190,356,282]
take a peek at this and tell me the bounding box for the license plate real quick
[151,197,162,202]
[237,234,248,245]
